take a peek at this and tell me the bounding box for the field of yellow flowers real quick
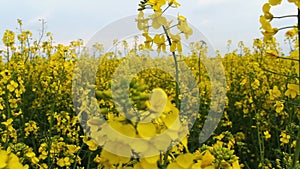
[0,23,299,169]
[1,0,300,168]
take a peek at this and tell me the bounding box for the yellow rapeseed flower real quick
[231,160,241,169]
[260,16,272,31]
[269,0,282,6]
[170,33,182,53]
[266,50,278,58]
[169,0,180,7]
[274,101,284,113]
[177,15,193,39]
[175,153,194,168]
[269,86,281,100]
[251,79,260,90]
[285,83,300,98]
[148,88,168,113]
[7,80,18,92]
[82,137,98,151]
[280,132,290,145]
[201,151,215,168]
[264,131,271,139]
[262,3,273,20]
[57,157,71,167]
[1,118,13,127]
[137,11,149,32]
[2,30,15,47]
[137,123,157,138]
[262,28,278,41]
[7,153,29,169]
[291,140,297,148]
[150,11,167,29]
[0,150,8,169]
[260,16,278,41]
[153,34,166,53]
[142,32,153,50]
[0,150,28,169]
[147,0,167,12]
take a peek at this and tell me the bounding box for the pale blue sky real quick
[0,0,297,54]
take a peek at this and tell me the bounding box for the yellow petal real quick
[288,84,299,92]
[149,88,168,113]
[153,35,161,44]
[167,162,184,169]
[110,121,136,137]
[137,123,157,138]
[262,3,271,13]
[177,43,183,53]
[101,149,121,164]
[142,155,160,164]
[140,159,159,169]
[7,153,26,169]
[201,151,215,168]
[0,150,8,169]
[151,134,172,151]
[269,0,282,5]
[191,163,202,169]
[170,43,176,52]
[232,160,241,169]
[131,139,150,153]
[176,153,194,168]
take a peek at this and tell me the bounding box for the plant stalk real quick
[162,25,180,109]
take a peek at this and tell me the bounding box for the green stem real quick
[293,128,300,167]
[47,137,52,168]
[87,151,92,169]
[256,117,265,166]
[162,149,170,168]
[162,25,180,109]
[260,64,298,79]
[216,160,222,169]
[4,91,11,119]
[6,46,9,63]
[24,34,31,63]
[158,151,163,167]
[72,143,85,169]
[275,56,299,62]
[158,24,179,35]
[162,4,171,15]
[46,72,60,167]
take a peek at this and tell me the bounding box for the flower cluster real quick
[137,0,193,54]
[260,0,298,41]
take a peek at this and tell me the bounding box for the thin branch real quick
[162,25,180,109]
[162,4,171,14]
[273,15,298,19]
[37,19,46,46]
[278,26,297,31]
[275,56,299,61]
[260,64,298,79]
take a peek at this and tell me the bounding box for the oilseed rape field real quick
[0,0,300,168]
